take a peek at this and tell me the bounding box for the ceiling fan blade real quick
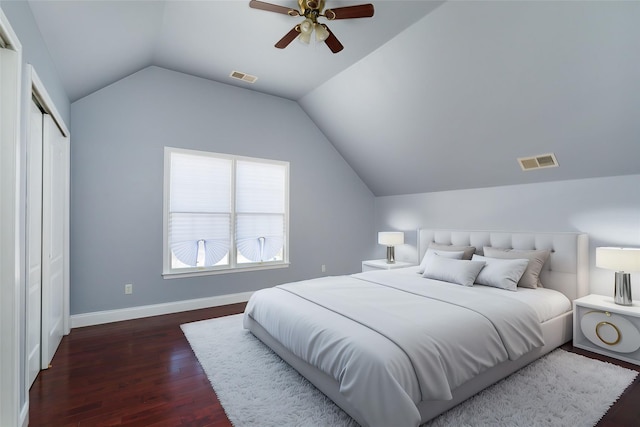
[322,25,344,54]
[324,3,374,20]
[275,26,301,49]
[249,0,300,16]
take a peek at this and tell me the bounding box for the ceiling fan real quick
[249,0,375,53]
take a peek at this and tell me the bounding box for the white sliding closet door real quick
[41,113,67,369]
[26,99,43,386]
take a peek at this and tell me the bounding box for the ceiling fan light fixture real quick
[299,18,313,35]
[298,18,313,44]
[298,31,312,44]
[315,23,329,42]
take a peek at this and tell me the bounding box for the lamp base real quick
[614,271,633,306]
[386,246,395,264]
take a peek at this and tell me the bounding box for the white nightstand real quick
[573,294,640,365]
[362,259,414,272]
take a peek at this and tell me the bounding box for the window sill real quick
[162,262,290,279]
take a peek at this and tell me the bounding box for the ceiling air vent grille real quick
[518,153,559,171]
[230,71,258,84]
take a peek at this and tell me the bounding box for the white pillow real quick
[417,249,465,274]
[482,247,551,289]
[471,255,529,291]
[422,256,486,287]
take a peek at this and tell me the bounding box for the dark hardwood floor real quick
[560,343,640,427]
[29,303,245,427]
[29,303,639,426]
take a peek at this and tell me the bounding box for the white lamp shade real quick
[299,19,313,34]
[298,31,311,44]
[596,247,640,272]
[315,23,329,42]
[298,19,313,44]
[378,231,404,246]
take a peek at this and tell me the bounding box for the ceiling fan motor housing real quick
[300,0,324,22]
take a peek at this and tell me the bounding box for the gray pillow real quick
[428,243,476,260]
[482,247,551,289]
[422,256,486,287]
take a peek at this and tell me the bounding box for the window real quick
[163,147,289,278]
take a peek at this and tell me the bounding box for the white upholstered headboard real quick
[418,229,589,301]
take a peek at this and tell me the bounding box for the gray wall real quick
[374,174,640,297]
[1,0,70,124]
[1,0,70,416]
[70,66,374,315]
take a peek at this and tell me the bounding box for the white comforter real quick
[243,270,545,427]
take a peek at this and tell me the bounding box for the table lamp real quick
[596,247,640,306]
[378,231,404,264]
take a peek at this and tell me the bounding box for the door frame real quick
[26,65,70,375]
[29,66,69,143]
[0,7,25,427]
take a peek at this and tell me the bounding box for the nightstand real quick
[573,294,640,365]
[362,259,414,272]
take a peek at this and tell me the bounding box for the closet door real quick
[41,113,66,369]
[26,100,43,386]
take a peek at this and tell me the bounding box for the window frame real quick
[162,147,290,279]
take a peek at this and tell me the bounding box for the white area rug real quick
[181,314,637,427]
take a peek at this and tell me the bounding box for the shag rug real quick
[181,314,637,427]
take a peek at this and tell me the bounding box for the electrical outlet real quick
[125,283,133,294]
[321,264,326,273]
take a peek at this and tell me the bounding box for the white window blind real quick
[163,147,289,277]
[169,153,231,268]
[236,160,286,263]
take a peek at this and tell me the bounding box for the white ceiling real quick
[27,0,640,196]
[28,0,443,102]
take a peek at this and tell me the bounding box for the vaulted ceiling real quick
[28,0,640,196]
[28,0,441,102]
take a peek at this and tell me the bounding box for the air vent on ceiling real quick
[230,71,258,84]
[518,153,559,171]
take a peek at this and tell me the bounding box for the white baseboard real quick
[70,291,253,329]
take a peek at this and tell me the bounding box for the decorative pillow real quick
[422,256,486,287]
[417,248,465,274]
[428,243,476,260]
[482,247,551,289]
[471,255,529,291]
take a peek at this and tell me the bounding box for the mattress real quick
[391,266,572,322]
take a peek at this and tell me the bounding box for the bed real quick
[243,229,589,426]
